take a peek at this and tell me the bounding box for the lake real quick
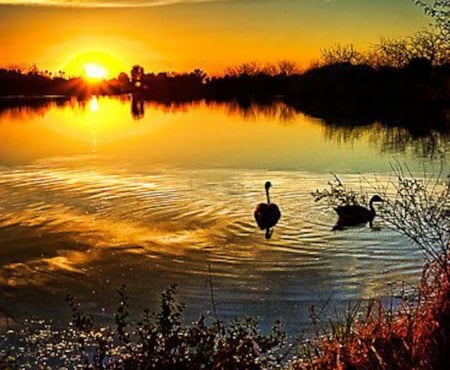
[0,95,448,336]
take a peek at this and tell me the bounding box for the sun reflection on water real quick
[89,96,99,112]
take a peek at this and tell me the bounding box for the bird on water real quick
[254,181,281,239]
[333,194,383,230]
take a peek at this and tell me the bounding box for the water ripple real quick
[0,160,426,332]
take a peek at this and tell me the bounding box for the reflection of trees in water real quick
[132,98,298,123]
[322,124,366,144]
[372,127,449,159]
[131,95,144,120]
[0,97,73,121]
[3,96,448,160]
[218,100,297,123]
[323,122,450,159]
[138,99,205,115]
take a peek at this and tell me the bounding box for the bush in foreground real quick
[1,284,286,369]
[289,260,449,370]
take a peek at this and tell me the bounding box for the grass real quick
[289,260,449,369]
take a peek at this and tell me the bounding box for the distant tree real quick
[117,72,130,84]
[262,63,278,76]
[190,68,207,83]
[131,65,144,88]
[409,30,449,65]
[370,37,412,67]
[277,60,299,76]
[116,72,131,92]
[367,30,448,68]
[320,44,363,65]
[258,61,299,76]
[157,72,169,79]
[225,61,261,77]
[307,59,321,70]
[26,64,39,76]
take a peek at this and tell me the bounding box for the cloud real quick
[0,0,222,7]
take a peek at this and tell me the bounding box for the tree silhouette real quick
[414,0,450,37]
[190,68,207,84]
[371,37,412,67]
[131,65,144,89]
[409,30,449,65]
[276,60,299,76]
[320,44,362,65]
[225,62,261,77]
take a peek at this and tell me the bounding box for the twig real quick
[207,263,219,322]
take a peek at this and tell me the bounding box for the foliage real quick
[290,260,449,370]
[320,28,449,68]
[65,292,93,332]
[225,60,300,77]
[319,0,450,68]
[114,284,130,344]
[312,169,449,263]
[1,284,286,369]
[368,30,449,67]
[413,0,450,37]
[320,44,363,65]
[377,165,450,266]
[311,174,368,207]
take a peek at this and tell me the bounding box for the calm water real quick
[0,96,448,335]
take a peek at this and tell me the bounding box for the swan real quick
[333,195,383,229]
[254,181,281,239]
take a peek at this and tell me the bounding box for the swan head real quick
[370,195,384,204]
[265,181,272,191]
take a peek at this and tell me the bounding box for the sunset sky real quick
[0,0,430,77]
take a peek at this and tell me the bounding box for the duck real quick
[333,195,383,230]
[254,181,281,239]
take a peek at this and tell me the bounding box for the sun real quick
[84,63,108,81]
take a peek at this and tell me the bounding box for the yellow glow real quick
[84,63,108,81]
[89,96,99,112]
[0,2,430,77]
[63,50,126,78]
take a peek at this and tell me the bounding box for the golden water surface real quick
[0,96,447,334]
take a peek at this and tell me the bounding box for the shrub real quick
[1,284,286,369]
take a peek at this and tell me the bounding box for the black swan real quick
[333,195,383,229]
[254,181,281,239]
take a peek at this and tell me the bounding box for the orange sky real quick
[0,1,429,77]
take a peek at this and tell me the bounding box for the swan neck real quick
[266,188,271,204]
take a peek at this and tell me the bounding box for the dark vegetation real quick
[1,284,286,369]
[0,68,128,98]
